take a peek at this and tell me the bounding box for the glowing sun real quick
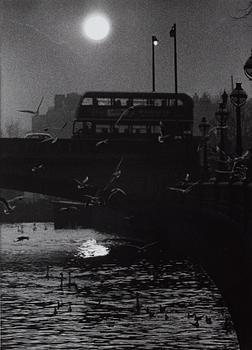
[82,14,110,41]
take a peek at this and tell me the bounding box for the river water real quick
[1,222,239,349]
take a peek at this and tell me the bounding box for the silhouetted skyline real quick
[2,0,251,132]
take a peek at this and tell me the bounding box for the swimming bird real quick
[45,265,50,279]
[135,292,141,313]
[52,306,58,316]
[15,236,29,242]
[68,302,72,312]
[205,315,212,324]
[96,138,109,147]
[57,300,63,309]
[191,320,199,328]
[148,309,155,318]
[67,272,92,295]
[194,313,203,321]
[59,272,64,290]
[18,96,44,117]
[159,305,166,313]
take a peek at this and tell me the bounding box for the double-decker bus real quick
[72,91,194,139]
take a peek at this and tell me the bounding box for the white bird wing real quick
[74,179,82,185]
[41,136,58,143]
[8,196,25,204]
[51,137,58,144]
[96,138,109,147]
[82,176,89,184]
[115,156,123,172]
[115,107,134,126]
[0,196,13,210]
[167,187,183,192]
[108,188,126,201]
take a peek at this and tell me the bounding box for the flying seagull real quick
[58,206,80,212]
[82,195,104,207]
[107,187,127,201]
[32,164,44,172]
[115,106,135,127]
[122,241,159,253]
[167,182,199,194]
[0,196,24,214]
[74,176,89,190]
[41,135,58,144]
[103,156,123,192]
[18,97,44,117]
[96,138,109,147]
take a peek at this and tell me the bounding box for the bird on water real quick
[15,236,29,242]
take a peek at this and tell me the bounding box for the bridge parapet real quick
[187,181,252,232]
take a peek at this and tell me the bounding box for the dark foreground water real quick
[1,223,239,349]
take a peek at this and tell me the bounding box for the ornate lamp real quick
[244,50,252,80]
[198,117,210,179]
[230,83,247,156]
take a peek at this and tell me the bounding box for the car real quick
[24,132,53,141]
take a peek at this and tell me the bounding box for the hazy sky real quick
[1,0,252,130]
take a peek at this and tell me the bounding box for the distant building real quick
[32,93,81,138]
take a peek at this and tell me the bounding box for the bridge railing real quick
[190,181,252,231]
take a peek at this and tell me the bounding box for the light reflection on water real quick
[76,239,110,258]
[1,223,239,350]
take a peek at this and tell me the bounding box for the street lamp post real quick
[230,83,248,156]
[152,36,159,92]
[170,23,178,105]
[215,91,229,162]
[215,103,229,160]
[244,50,252,80]
[199,117,211,180]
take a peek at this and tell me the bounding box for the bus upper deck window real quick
[133,99,146,106]
[97,98,111,106]
[82,97,93,105]
[115,99,121,107]
[120,98,128,106]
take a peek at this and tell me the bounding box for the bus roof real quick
[81,91,193,103]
